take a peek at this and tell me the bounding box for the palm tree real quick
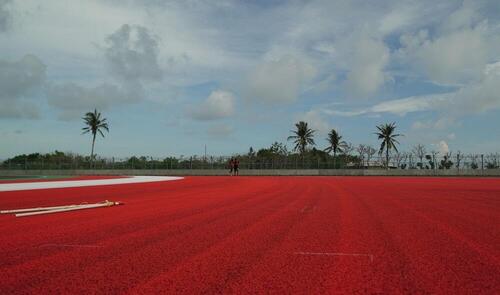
[82,109,109,166]
[375,122,402,169]
[324,129,347,168]
[287,121,315,154]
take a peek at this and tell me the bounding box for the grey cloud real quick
[46,23,163,121]
[105,24,162,83]
[47,82,138,121]
[243,55,316,104]
[0,55,46,119]
[0,103,39,119]
[0,0,12,32]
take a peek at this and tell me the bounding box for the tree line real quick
[2,109,499,170]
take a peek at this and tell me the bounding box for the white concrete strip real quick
[0,176,183,192]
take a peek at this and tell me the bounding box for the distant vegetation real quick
[1,113,499,170]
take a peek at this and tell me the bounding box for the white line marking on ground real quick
[0,176,183,192]
[294,251,374,262]
[39,243,102,248]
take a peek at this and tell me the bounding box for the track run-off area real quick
[0,176,499,293]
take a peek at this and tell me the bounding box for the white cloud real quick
[378,4,420,35]
[397,2,497,85]
[325,93,449,117]
[313,42,336,55]
[244,55,316,104]
[327,61,500,121]
[0,54,45,119]
[436,140,450,154]
[296,110,330,135]
[449,61,500,115]
[188,90,235,121]
[343,34,390,98]
[440,0,479,33]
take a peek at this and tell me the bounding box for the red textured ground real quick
[0,176,499,294]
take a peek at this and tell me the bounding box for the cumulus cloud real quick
[0,0,12,32]
[296,110,330,135]
[47,82,137,120]
[0,55,46,119]
[104,24,162,85]
[326,61,500,126]
[188,90,235,121]
[449,61,500,115]
[435,140,450,154]
[397,2,495,85]
[344,35,390,98]
[378,4,421,35]
[244,55,316,104]
[45,23,164,120]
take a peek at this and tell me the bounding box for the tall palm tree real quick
[375,122,402,169]
[287,121,315,154]
[324,129,347,168]
[82,109,109,165]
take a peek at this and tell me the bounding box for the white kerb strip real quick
[0,176,183,192]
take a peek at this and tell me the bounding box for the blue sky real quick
[1,0,499,159]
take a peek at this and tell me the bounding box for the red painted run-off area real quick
[0,176,499,294]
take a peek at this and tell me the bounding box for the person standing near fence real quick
[229,158,235,176]
[234,158,240,176]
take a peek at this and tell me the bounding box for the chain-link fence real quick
[1,153,499,170]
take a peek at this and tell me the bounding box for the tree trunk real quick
[386,146,389,170]
[333,150,337,169]
[90,133,96,168]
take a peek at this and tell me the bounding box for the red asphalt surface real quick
[0,176,499,294]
